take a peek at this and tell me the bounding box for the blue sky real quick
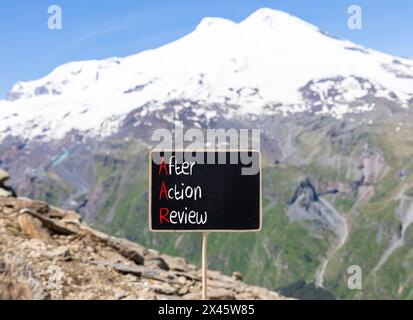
[0,0,412,98]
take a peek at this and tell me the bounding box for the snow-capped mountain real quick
[1,8,413,141]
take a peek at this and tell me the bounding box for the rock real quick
[88,259,143,277]
[48,206,67,219]
[19,239,47,258]
[172,270,200,281]
[0,169,10,184]
[0,199,14,209]
[20,209,76,235]
[62,211,82,223]
[113,289,128,300]
[18,198,49,214]
[0,188,12,198]
[144,257,169,271]
[232,271,243,281]
[82,226,145,265]
[151,283,178,295]
[177,276,187,285]
[187,264,197,271]
[0,169,15,198]
[208,279,238,291]
[109,238,146,266]
[207,288,235,300]
[160,255,188,272]
[46,265,65,291]
[47,246,71,261]
[99,249,129,264]
[178,285,190,295]
[0,254,51,300]
[17,213,51,240]
[235,292,255,299]
[1,185,17,198]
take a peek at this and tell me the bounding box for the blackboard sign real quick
[149,150,261,232]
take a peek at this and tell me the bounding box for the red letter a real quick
[159,181,169,200]
[158,157,168,176]
[159,208,170,224]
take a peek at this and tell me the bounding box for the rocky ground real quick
[0,169,286,300]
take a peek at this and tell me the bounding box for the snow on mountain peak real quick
[195,17,236,31]
[242,7,319,31]
[246,7,293,21]
[1,8,413,141]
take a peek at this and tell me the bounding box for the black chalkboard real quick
[149,151,261,231]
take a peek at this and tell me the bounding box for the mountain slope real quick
[0,186,286,300]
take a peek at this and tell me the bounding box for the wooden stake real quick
[202,232,208,300]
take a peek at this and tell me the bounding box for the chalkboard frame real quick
[148,149,262,233]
